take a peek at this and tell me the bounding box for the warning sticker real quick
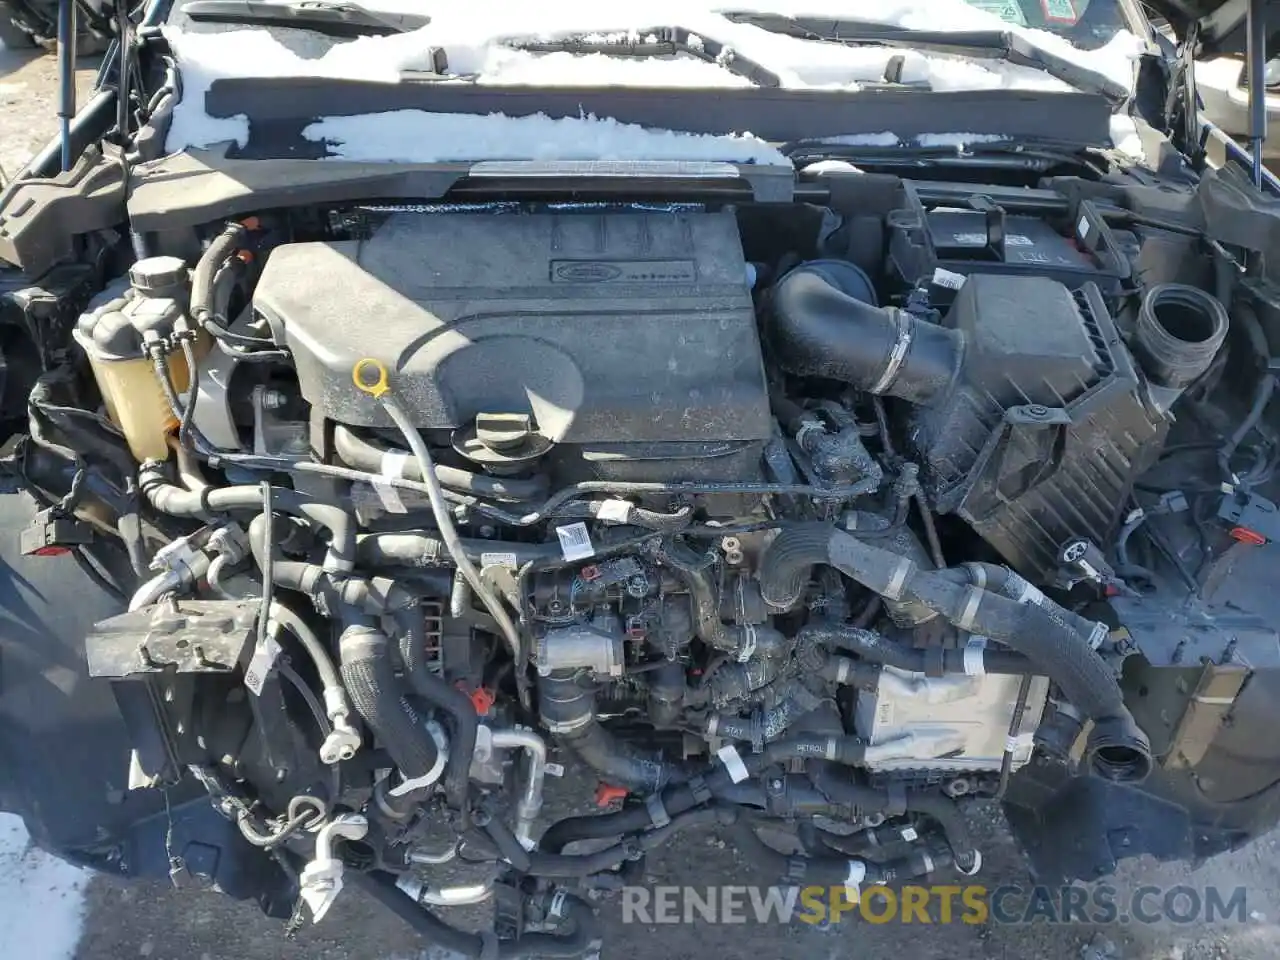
[1041,0,1079,24]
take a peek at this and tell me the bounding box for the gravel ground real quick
[3,41,1280,960]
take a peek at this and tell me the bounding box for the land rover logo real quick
[554,261,622,282]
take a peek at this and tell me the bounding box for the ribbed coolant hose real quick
[758,524,1152,782]
[337,614,443,797]
[395,607,477,816]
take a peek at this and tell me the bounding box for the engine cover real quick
[253,210,772,459]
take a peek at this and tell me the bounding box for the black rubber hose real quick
[756,522,832,610]
[337,616,440,791]
[732,820,884,885]
[190,221,247,328]
[951,563,1106,646]
[551,499,693,533]
[536,750,773,854]
[247,517,420,620]
[558,722,686,795]
[355,532,562,568]
[796,623,1033,676]
[807,765,978,872]
[768,262,963,405]
[396,607,477,815]
[140,464,356,571]
[539,805,656,855]
[482,817,643,878]
[333,425,549,502]
[698,656,788,708]
[709,680,828,743]
[353,871,599,960]
[655,539,789,659]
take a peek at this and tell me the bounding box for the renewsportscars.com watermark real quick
[621,884,1249,926]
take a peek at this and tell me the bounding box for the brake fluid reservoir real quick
[73,256,200,462]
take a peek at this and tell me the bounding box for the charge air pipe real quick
[758,523,1152,783]
[767,260,963,405]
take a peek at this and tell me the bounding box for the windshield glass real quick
[959,0,1133,50]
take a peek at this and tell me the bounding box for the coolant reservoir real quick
[73,256,204,463]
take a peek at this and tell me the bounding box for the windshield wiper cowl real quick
[722,11,1130,106]
[182,0,429,37]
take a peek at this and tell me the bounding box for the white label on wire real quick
[900,826,919,842]
[963,636,987,676]
[1077,214,1089,240]
[931,267,966,290]
[1016,579,1047,607]
[717,744,750,783]
[379,451,410,479]
[243,634,283,696]
[545,762,566,778]
[596,499,633,523]
[480,552,518,569]
[556,522,595,562]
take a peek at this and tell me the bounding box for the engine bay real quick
[8,170,1280,951]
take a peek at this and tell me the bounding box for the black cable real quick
[178,338,201,451]
[258,482,274,653]
[995,673,1033,800]
[276,659,342,802]
[72,546,127,599]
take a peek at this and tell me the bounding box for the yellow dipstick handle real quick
[352,358,389,398]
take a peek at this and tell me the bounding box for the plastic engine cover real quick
[910,274,1168,577]
[253,211,772,449]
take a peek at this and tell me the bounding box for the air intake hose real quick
[759,524,1152,782]
[1134,284,1229,392]
[768,261,963,405]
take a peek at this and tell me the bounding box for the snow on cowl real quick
[160,1,1149,166]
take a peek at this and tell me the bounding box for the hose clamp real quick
[955,849,983,877]
[646,794,672,830]
[883,558,913,600]
[870,309,913,395]
[957,585,984,632]
[885,782,908,818]
[843,860,867,903]
[687,775,714,805]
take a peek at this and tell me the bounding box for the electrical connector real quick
[1218,490,1280,545]
[20,508,93,557]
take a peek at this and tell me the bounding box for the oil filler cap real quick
[453,412,553,467]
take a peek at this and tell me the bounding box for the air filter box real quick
[910,274,1167,577]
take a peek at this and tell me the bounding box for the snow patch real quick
[1109,113,1146,161]
[916,132,1008,148]
[0,814,90,960]
[306,110,786,165]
